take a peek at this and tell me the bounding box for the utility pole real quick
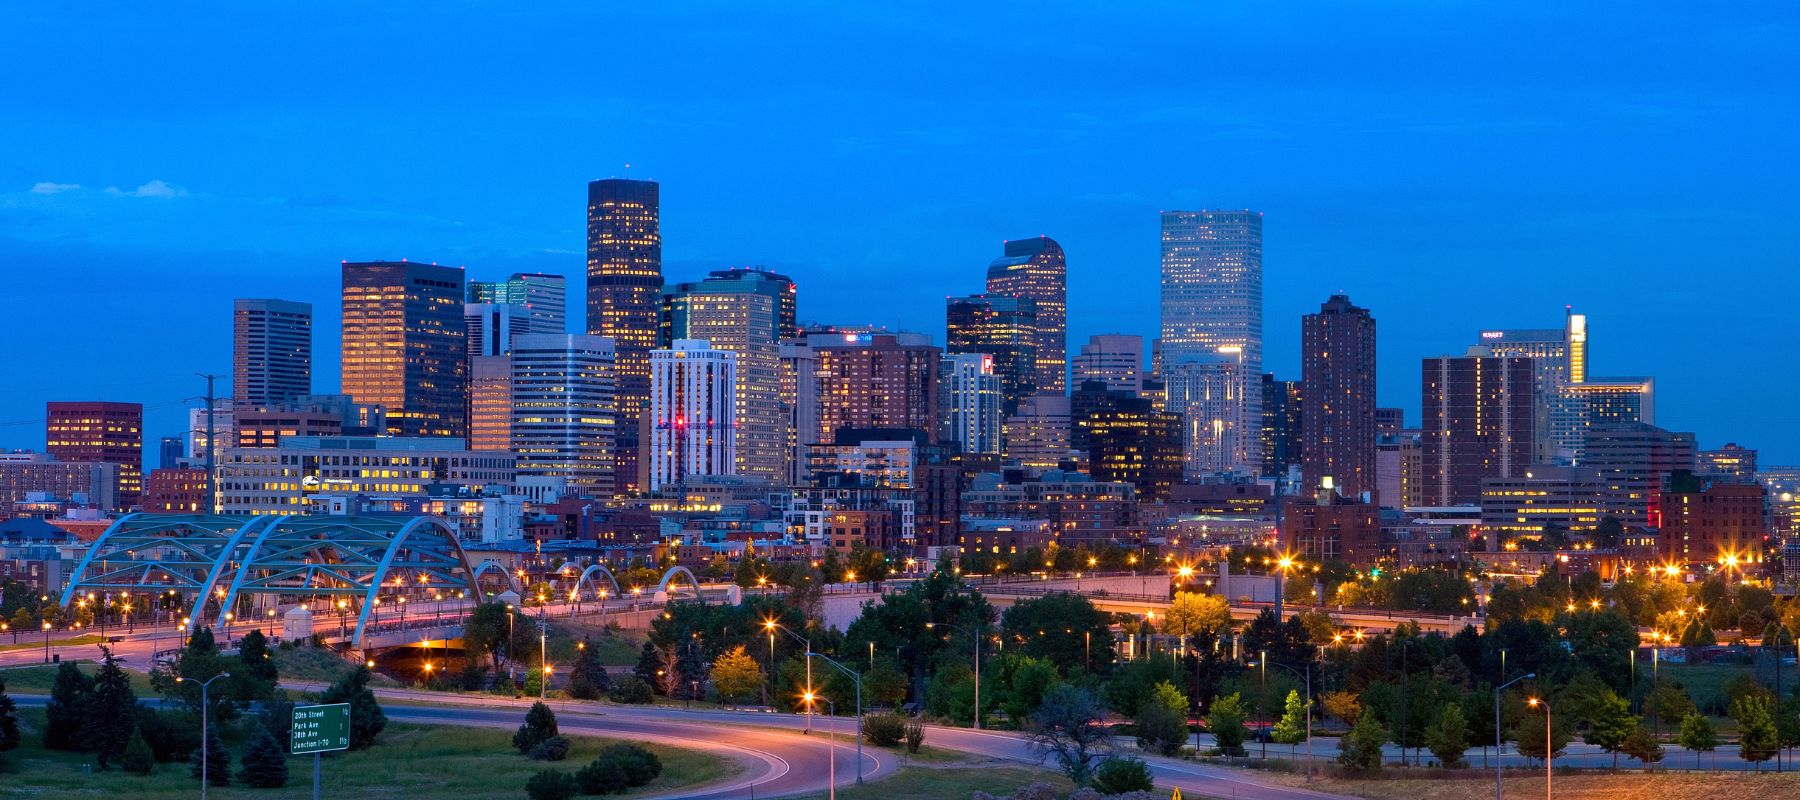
[194,373,225,514]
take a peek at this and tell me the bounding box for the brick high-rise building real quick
[340,261,467,437]
[1281,487,1382,566]
[1420,350,1536,506]
[986,236,1067,394]
[233,298,312,408]
[45,401,143,510]
[1659,472,1767,566]
[586,178,663,494]
[1301,295,1377,501]
[810,332,941,446]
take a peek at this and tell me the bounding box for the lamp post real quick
[1526,697,1552,800]
[179,672,233,800]
[538,605,549,701]
[41,620,51,663]
[804,693,838,800]
[766,620,814,733]
[927,620,983,730]
[1495,672,1536,800]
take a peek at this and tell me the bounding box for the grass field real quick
[0,635,108,653]
[0,709,736,799]
[791,763,1071,800]
[270,645,399,687]
[1258,767,1800,800]
[0,662,156,694]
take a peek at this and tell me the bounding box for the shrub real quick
[120,728,155,776]
[599,743,662,786]
[1134,701,1189,756]
[525,768,580,800]
[529,735,572,762]
[904,720,925,753]
[575,758,627,794]
[514,702,560,754]
[1090,756,1154,795]
[608,675,654,704]
[135,706,200,763]
[863,711,907,747]
[237,725,290,788]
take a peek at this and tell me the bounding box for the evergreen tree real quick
[633,641,661,687]
[82,646,139,768]
[314,666,386,749]
[237,724,290,788]
[0,674,19,755]
[43,660,93,750]
[120,726,155,775]
[1337,714,1387,772]
[236,629,280,691]
[675,640,707,699]
[514,701,560,754]
[155,626,238,722]
[566,638,610,700]
[189,721,231,786]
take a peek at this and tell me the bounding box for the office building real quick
[586,178,663,494]
[1478,466,1611,545]
[1164,348,1255,478]
[1071,334,1143,395]
[1281,486,1382,566]
[232,298,312,408]
[0,454,119,519]
[1583,422,1696,528]
[648,340,737,492]
[940,353,1005,456]
[661,270,789,484]
[1301,294,1377,501]
[811,331,941,446]
[1562,379,1656,460]
[144,467,208,513]
[962,471,1141,546]
[233,406,344,448]
[46,401,142,511]
[470,272,567,334]
[468,355,513,453]
[215,436,514,514]
[158,436,185,470]
[340,260,468,437]
[1420,350,1536,506]
[1478,309,1586,460]
[1699,443,1758,484]
[1377,429,1423,511]
[1004,393,1074,473]
[1659,473,1768,565]
[511,334,617,498]
[1160,210,1262,468]
[186,405,235,472]
[1260,375,1301,480]
[986,237,1066,394]
[945,294,1038,414]
[780,338,822,485]
[465,302,530,358]
[1376,408,1406,437]
[1078,397,1182,502]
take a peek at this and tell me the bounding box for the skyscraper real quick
[1164,348,1255,478]
[1078,397,1182,503]
[1420,350,1536,506]
[465,302,530,359]
[586,178,662,494]
[1004,393,1074,473]
[780,337,822,486]
[1260,375,1302,480]
[1478,308,1587,460]
[649,339,737,491]
[233,298,312,408]
[1071,334,1144,396]
[660,269,792,484]
[945,294,1038,413]
[470,272,568,334]
[511,333,616,498]
[986,237,1066,394]
[1584,422,1695,528]
[340,261,468,437]
[1160,210,1262,472]
[46,401,143,510]
[810,331,942,445]
[939,353,1004,456]
[1301,295,1377,501]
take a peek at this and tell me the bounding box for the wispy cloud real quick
[30,182,81,194]
[105,179,185,199]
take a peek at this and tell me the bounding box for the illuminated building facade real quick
[661,270,789,484]
[811,332,941,446]
[940,353,1004,456]
[1478,465,1609,544]
[1280,488,1381,566]
[1421,350,1536,506]
[945,294,1038,414]
[1698,443,1758,484]
[1160,210,1262,464]
[215,436,514,514]
[986,236,1067,394]
[961,471,1141,546]
[144,467,208,513]
[1071,334,1143,396]
[511,334,616,498]
[1562,379,1656,461]
[340,261,468,437]
[470,272,567,335]
[1004,393,1073,473]
[233,408,342,448]
[1164,348,1254,478]
[465,302,530,359]
[232,298,312,408]
[1078,398,1182,502]
[45,401,142,511]
[0,454,118,518]
[1260,374,1301,479]
[1477,308,1586,461]
[779,338,821,485]
[1301,294,1377,501]
[648,340,737,492]
[586,178,663,494]
[468,355,512,453]
[1658,473,1767,565]
[1583,422,1696,528]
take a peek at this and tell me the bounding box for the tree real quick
[1000,592,1117,674]
[1733,694,1779,769]
[1423,703,1469,768]
[236,629,280,693]
[43,660,93,750]
[524,768,580,800]
[154,626,239,722]
[1024,684,1109,785]
[514,701,560,754]
[1001,656,1063,721]
[566,639,610,701]
[1162,593,1230,642]
[0,674,18,756]
[237,724,289,788]
[1321,690,1361,726]
[1583,691,1638,771]
[1512,712,1570,762]
[633,640,661,687]
[1091,755,1155,794]
[1621,726,1664,771]
[1208,692,1250,756]
[1337,714,1386,772]
[190,721,230,786]
[314,666,386,750]
[82,646,139,768]
[1271,689,1308,758]
[1104,658,1181,718]
[1134,682,1189,756]
[710,645,765,705]
[120,727,155,775]
[1643,683,1695,735]
[1677,712,1717,769]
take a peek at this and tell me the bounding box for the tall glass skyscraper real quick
[945,294,1038,414]
[1160,210,1263,472]
[470,273,567,335]
[987,237,1066,394]
[340,261,467,437]
[511,333,616,498]
[586,178,662,494]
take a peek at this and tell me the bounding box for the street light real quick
[178,672,233,800]
[1256,656,1313,781]
[1526,697,1552,800]
[803,692,839,800]
[1495,672,1536,800]
[41,620,51,663]
[927,620,984,730]
[766,620,814,733]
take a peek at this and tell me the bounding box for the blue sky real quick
[2,3,1797,461]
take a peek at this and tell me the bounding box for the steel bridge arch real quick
[59,513,279,621]
[472,560,524,598]
[571,563,623,598]
[655,565,701,596]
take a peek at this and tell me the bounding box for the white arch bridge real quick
[60,513,732,649]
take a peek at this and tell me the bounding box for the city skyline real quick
[4,5,1798,461]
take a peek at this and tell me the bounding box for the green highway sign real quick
[291,703,351,754]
